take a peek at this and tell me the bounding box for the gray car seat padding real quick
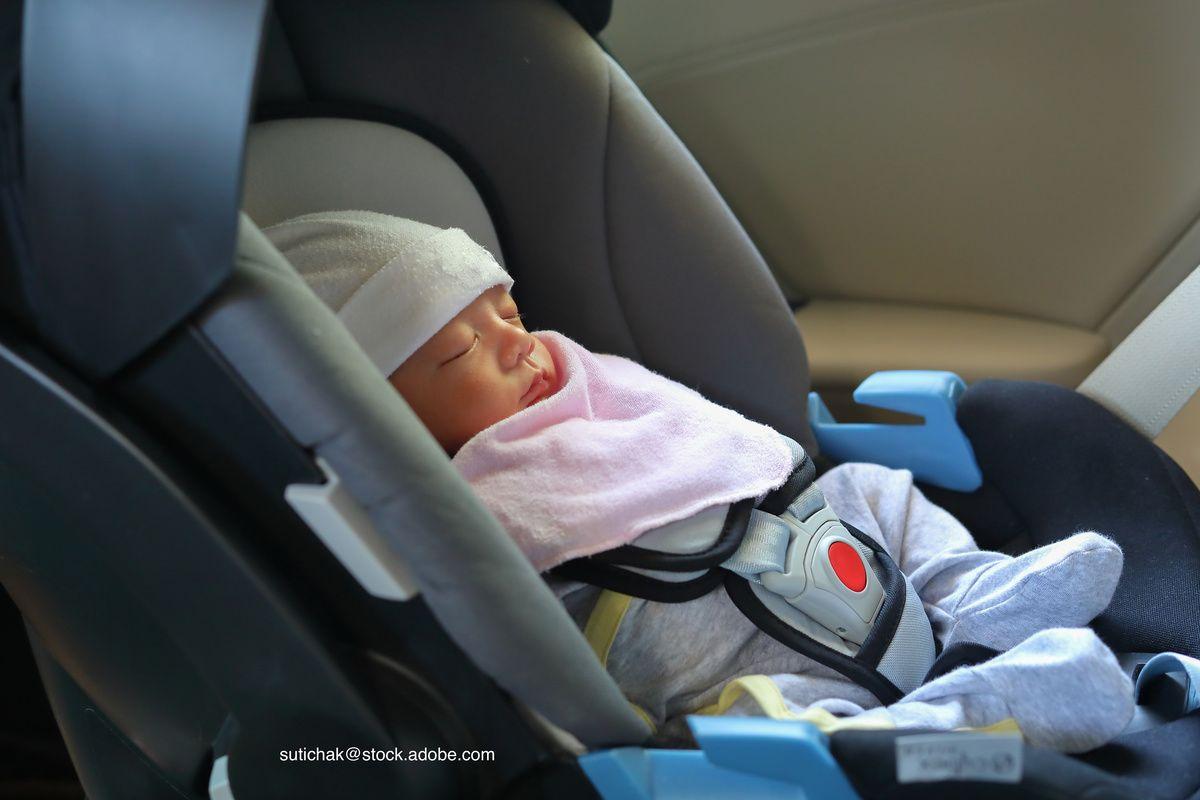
[243,118,505,262]
[198,216,648,746]
[259,0,816,452]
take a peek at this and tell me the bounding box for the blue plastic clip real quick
[807,371,982,492]
[1135,653,1200,715]
[578,717,860,800]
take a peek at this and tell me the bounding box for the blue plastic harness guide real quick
[808,370,983,492]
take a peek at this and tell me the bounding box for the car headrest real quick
[243,117,504,263]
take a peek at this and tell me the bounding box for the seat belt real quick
[1079,265,1200,439]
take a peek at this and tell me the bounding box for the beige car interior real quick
[604,0,1200,481]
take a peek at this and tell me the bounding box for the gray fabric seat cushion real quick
[243,118,505,262]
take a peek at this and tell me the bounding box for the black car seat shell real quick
[5,1,637,796]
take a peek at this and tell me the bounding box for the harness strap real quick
[720,510,789,578]
[924,642,1001,684]
[722,483,845,581]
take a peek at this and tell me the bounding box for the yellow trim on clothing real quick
[629,703,657,731]
[697,674,1024,739]
[970,717,1022,735]
[696,675,798,719]
[697,675,896,733]
[582,590,657,732]
[583,590,634,667]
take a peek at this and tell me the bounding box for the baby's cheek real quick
[459,373,516,429]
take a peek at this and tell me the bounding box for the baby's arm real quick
[816,463,1122,650]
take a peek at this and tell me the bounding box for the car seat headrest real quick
[243,117,504,262]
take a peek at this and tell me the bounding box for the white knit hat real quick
[263,210,513,377]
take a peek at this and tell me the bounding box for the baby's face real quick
[390,285,558,453]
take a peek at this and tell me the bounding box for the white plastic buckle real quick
[758,499,884,645]
[208,754,234,800]
[285,457,420,601]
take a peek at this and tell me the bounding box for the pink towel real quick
[453,331,796,571]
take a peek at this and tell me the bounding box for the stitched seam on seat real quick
[601,60,644,363]
[1149,362,1200,431]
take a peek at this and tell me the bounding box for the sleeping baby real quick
[265,210,1135,752]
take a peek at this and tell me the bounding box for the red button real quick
[828,541,867,592]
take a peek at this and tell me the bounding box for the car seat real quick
[2,1,1199,798]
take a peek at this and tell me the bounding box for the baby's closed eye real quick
[440,333,479,365]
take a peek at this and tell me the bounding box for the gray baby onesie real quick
[555,462,1132,752]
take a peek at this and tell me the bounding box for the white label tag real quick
[895,733,1023,784]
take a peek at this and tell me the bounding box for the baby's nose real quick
[503,331,534,369]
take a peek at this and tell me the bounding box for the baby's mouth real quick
[521,369,549,406]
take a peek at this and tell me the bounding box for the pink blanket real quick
[453,331,796,571]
